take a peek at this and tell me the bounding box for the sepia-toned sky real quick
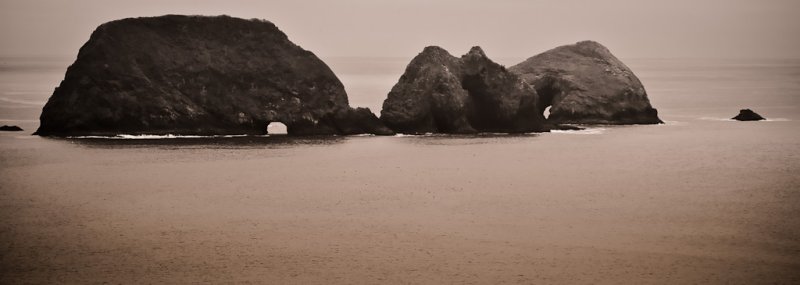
[1,0,799,59]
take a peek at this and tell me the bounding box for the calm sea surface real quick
[1,56,798,283]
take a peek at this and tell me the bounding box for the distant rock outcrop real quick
[509,41,662,125]
[380,46,547,134]
[35,15,392,136]
[0,125,23,131]
[732,109,765,121]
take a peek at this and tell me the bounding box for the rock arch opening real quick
[266,122,288,135]
[535,80,559,119]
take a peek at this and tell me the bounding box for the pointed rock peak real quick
[409,46,459,68]
[466,46,487,58]
[420,46,453,57]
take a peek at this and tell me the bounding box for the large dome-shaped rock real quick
[509,41,662,125]
[380,46,546,134]
[35,15,392,136]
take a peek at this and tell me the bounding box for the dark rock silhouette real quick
[35,15,392,136]
[509,41,662,125]
[0,125,23,131]
[381,46,547,134]
[732,109,766,121]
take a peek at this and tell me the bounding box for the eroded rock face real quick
[380,46,547,134]
[35,15,390,136]
[732,109,765,121]
[509,41,662,125]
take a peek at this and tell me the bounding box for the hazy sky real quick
[1,0,799,59]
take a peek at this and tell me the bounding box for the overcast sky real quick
[1,0,799,59]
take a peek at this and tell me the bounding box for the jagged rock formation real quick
[35,15,392,136]
[509,41,662,125]
[732,109,765,121]
[380,46,547,134]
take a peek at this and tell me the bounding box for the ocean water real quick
[0,56,798,283]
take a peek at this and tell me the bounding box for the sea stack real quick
[380,46,547,134]
[35,15,392,136]
[732,109,766,121]
[509,41,663,125]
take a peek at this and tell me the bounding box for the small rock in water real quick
[0,125,23,131]
[732,109,766,121]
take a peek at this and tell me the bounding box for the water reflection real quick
[52,135,348,150]
[397,133,540,146]
[45,132,543,149]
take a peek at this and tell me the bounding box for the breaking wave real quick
[550,128,606,135]
[67,134,260,139]
[698,117,735,121]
